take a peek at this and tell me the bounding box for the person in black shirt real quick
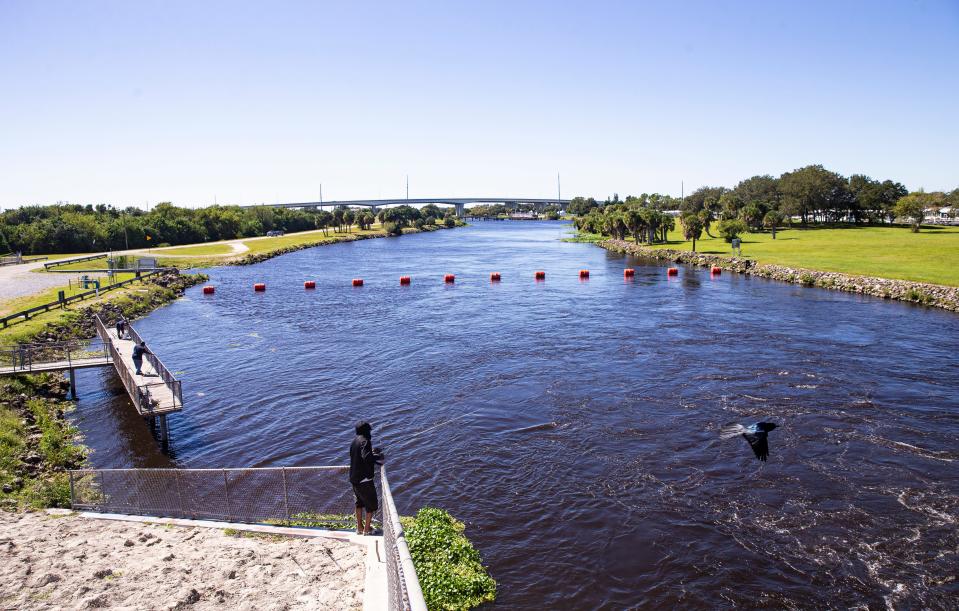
[350,421,383,535]
[132,341,149,375]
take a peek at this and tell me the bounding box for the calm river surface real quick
[74,221,958,609]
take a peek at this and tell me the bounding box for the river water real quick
[73,221,958,609]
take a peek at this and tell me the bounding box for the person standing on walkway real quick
[115,318,126,339]
[350,421,383,535]
[132,341,150,375]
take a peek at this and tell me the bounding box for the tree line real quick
[0,202,459,254]
[567,164,958,247]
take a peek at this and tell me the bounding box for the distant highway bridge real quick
[241,197,572,217]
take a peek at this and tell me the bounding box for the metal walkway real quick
[1,315,184,445]
[93,314,183,416]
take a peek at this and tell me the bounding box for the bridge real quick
[241,197,571,217]
[0,315,183,445]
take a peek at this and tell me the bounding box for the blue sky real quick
[1,0,957,209]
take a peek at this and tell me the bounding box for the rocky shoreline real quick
[600,239,959,312]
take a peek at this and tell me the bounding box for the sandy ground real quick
[0,511,365,610]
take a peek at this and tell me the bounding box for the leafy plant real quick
[717,219,748,243]
[405,507,496,611]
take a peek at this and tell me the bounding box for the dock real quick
[1,315,184,444]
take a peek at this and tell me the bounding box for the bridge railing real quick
[125,322,183,409]
[0,340,110,372]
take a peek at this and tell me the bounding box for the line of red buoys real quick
[241,267,720,291]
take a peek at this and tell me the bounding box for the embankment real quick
[0,270,206,509]
[601,239,959,312]
[231,223,462,266]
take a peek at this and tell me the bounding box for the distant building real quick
[925,207,957,225]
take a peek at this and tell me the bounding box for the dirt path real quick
[0,510,365,610]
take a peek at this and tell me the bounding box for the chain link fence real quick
[69,466,427,611]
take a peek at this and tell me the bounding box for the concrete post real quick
[68,368,77,400]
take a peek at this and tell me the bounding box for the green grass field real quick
[641,224,959,286]
[240,226,385,255]
[150,243,235,256]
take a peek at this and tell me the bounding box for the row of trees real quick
[570,166,957,228]
[566,165,958,247]
[0,202,460,254]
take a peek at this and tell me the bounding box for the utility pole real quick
[406,175,409,200]
[320,184,323,207]
[557,172,561,202]
[681,181,684,208]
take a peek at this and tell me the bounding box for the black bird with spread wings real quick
[721,422,778,462]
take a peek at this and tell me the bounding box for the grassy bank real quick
[0,271,206,509]
[640,224,959,286]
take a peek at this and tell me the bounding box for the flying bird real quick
[721,422,778,462]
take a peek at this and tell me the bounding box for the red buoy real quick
[490,272,501,282]
[400,276,411,285]
[253,283,266,291]
[535,270,546,280]
[623,268,635,277]
[579,269,590,278]
[711,267,722,275]
[667,268,679,277]
[202,286,215,294]
[444,274,455,283]
[304,280,316,289]
[352,278,364,287]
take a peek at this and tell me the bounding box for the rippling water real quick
[73,221,959,609]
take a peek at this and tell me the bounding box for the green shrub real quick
[405,507,496,611]
[799,273,815,287]
[384,222,405,236]
[444,217,456,228]
[717,219,748,243]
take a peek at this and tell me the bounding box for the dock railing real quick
[0,339,110,372]
[125,322,183,409]
[94,315,151,413]
[68,465,427,611]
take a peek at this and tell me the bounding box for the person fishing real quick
[132,341,150,375]
[349,421,383,535]
[115,318,126,339]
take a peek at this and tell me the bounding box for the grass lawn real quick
[0,273,138,342]
[240,226,385,254]
[642,224,959,286]
[149,243,235,256]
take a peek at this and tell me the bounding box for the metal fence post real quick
[281,467,291,521]
[68,471,76,508]
[223,469,234,522]
[97,471,106,511]
[175,469,186,518]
